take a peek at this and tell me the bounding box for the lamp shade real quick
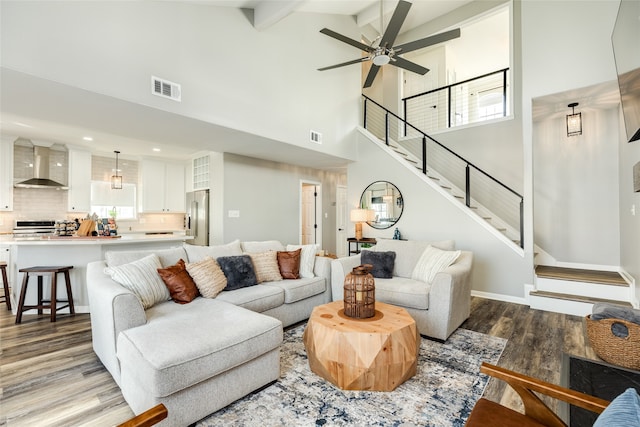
[350,209,374,223]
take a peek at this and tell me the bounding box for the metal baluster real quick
[465,165,471,208]
[422,136,427,175]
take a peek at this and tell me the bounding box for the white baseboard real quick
[471,289,528,305]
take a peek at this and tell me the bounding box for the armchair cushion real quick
[361,250,395,278]
[593,388,640,427]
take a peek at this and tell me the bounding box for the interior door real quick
[301,184,316,245]
[336,185,347,258]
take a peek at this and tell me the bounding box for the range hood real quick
[14,145,68,189]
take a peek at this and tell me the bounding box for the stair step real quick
[529,290,632,307]
[454,195,464,199]
[427,176,440,181]
[406,158,417,164]
[440,185,452,190]
[535,265,627,286]
[482,216,492,220]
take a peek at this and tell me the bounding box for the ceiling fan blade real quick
[393,28,461,55]
[320,28,374,53]
[390,56,429,75]
[378,0,411,48]
[363,64,381,88]
[318,57,369,71]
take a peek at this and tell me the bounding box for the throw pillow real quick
[217,255,258,291]
[241,240,285,253]
[411,245,461,284]
[277,249,301,279]
[593,388,640,427]
[106,253,170,309]
[157,259,199,304]
[248,251,283,283]
[286,244,318,278]
[186,256,227,298]
[361,250,396,279]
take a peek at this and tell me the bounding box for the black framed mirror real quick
[359,181,404,229]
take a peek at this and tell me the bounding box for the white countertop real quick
[7,234,194,245]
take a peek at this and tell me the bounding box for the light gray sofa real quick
[87,240,331,426]
[331,239,472,341]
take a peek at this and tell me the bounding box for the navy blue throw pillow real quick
[361,250,396,279]
[216,255,258,291]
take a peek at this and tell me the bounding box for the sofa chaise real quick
[330,238,472,341]
[87,239,331,426]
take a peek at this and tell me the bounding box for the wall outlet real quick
[228,210,240,218]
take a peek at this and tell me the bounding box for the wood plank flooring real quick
[0,297,599,426]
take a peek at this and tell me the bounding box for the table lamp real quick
[350,208,374,240]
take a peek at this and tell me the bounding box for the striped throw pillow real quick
[411,245,461,284]
[107,253,170,309]
[248,251,283,283]
[186,256,227,298]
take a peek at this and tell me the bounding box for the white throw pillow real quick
[106,253,170,309]
[286,244,318,278]
[183,240,242,263]
[411,245,461,284]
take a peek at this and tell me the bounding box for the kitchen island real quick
[7,234,194,314]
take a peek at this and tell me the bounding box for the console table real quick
[347,237,377,255]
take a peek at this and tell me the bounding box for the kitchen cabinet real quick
[0,136,14,211]
[67,149,92,212]
[140,160,185,213]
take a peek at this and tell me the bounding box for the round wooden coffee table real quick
[303,300,419,391]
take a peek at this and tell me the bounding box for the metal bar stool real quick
[0,261,11,311]
[15,266,75,324]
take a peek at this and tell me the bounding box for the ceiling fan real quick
[318,0,460,88]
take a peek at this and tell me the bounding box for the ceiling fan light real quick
[373,54,390,66]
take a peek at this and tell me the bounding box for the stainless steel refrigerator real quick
[185,190,209,246]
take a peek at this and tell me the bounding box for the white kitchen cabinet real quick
[140,160,185,213]
[0,136,15,211]
[67,149,92,212]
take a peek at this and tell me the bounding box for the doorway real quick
[300,181,322,248]
[335,185,348,258]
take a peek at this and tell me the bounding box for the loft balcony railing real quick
[402,68,510,135]
[363,94,524,248]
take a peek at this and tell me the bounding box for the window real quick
[90,181,137,219]
[90,154,139,219]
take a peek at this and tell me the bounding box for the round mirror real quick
[359,181,404,229]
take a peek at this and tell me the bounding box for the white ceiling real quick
[0,0,472,166]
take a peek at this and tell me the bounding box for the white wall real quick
[534,107,621,265]
[0,1,360,160]
[350,130,529,299]
[214,153,346,252]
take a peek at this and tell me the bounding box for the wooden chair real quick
[116,403,168,427]
[465,362,610,427]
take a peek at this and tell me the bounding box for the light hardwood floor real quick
[0,297,598,426]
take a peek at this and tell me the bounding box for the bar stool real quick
[0,261,11,311]
[15,266,75,324]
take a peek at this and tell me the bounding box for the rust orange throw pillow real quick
[277,248,301,279]
[157,259,199,304]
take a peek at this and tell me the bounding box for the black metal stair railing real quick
[363,94,524,249]
[402,68,509,135]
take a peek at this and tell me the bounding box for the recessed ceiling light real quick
[83,136,93,141]
[152,148,161,152]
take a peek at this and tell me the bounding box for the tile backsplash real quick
[0,188,184,234]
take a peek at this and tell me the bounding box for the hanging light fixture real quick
[111,150,123,189]
[566,102,582,137]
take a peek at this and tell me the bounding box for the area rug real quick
[196,324,506,427]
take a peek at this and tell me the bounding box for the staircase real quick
[530,265,632,316]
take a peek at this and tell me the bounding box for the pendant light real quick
[111,150,123,189]
[566,102,582,137]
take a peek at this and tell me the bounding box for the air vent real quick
[310,130,322,144]
[151,76,181,102]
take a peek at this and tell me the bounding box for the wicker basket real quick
[585,314,640,370]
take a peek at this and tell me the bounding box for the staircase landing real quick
[530,265,632,316]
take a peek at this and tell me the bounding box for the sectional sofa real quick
[86,239,331,426]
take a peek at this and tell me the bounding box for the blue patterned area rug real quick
[196,324,506,427]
